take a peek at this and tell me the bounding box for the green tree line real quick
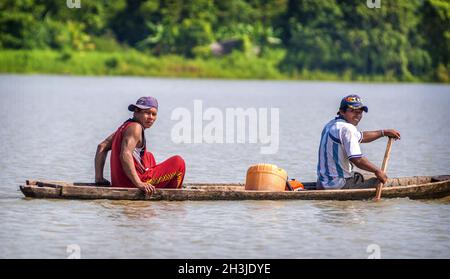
[0,0,448,82]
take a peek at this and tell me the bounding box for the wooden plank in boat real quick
[382,180,450,200]
[61,185,144,200]
[20,185,61,198]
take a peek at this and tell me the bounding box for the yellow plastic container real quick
[245,164,287,191]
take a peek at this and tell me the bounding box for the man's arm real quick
[361,129,401,143]
[350,157,387,184]
[94,133,114,185]
[120,124,155,195]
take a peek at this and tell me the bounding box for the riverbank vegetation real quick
[0,0,448,82]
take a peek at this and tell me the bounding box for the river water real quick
[0,75,449,258]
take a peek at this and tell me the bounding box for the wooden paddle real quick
[374,138,394,201]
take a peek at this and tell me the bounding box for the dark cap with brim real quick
[338,94,368,114]
[128,96,158,111]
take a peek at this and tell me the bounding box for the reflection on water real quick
[0,196,449,258]
[97,200,160,220]
[313,201,368,225]
[0,75,449,258]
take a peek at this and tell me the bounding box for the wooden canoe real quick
[19,175,450,201]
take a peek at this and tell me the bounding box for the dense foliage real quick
[0,0,448,82]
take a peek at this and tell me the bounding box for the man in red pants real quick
[94,96,186,195]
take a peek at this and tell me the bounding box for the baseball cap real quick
[338,94,368,114]
[128,96,158,111]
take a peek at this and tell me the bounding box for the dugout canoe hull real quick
[20,176,450,201]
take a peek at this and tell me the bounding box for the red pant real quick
[140,155,186,189]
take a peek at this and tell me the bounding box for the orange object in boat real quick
[245,164,287,191]
[287,179,304,191]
